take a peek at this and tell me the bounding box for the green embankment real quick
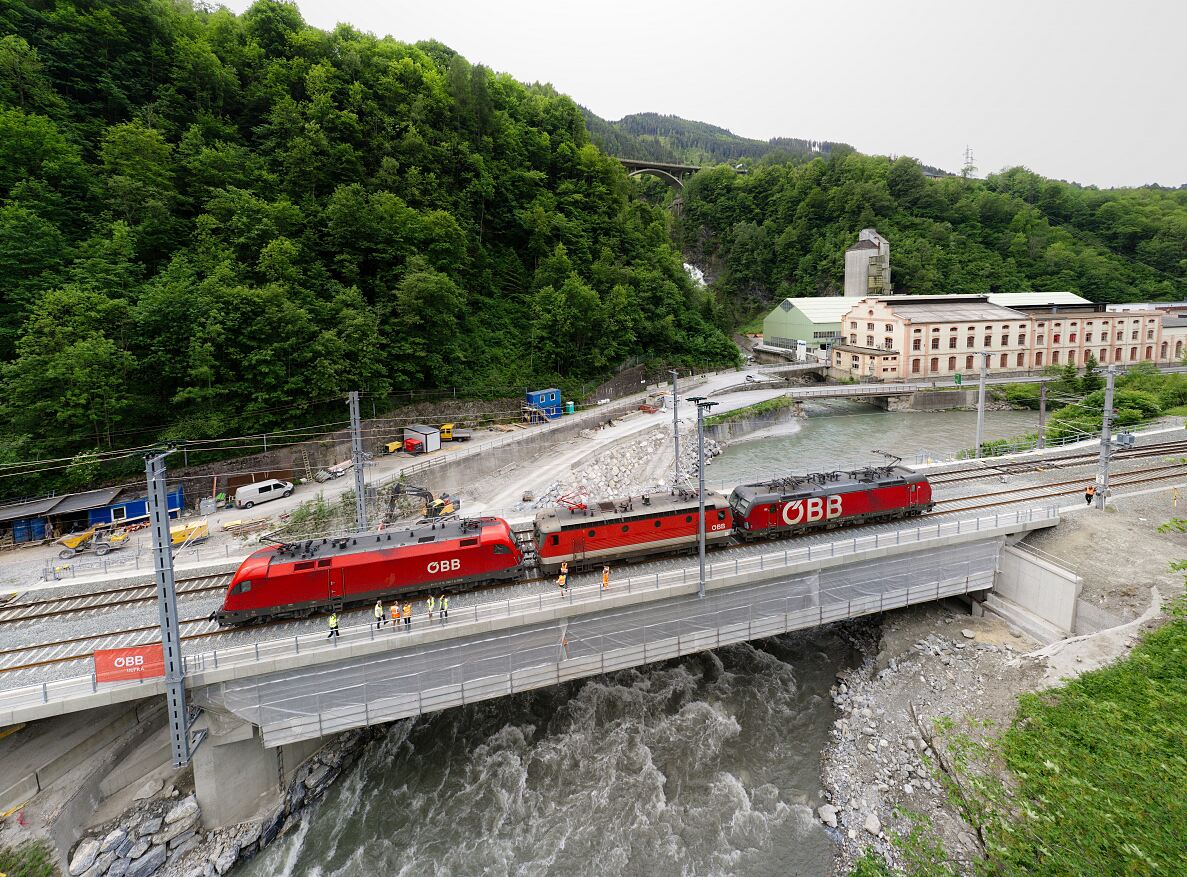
[0,841,59,877]
[704,395,797,427]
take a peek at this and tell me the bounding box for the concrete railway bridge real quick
[0,506,1065,826]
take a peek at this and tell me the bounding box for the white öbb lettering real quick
[427,558,461,574]
[781,495,843,526]
[114,655,145,668]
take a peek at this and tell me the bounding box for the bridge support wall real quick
[989,545,1082,642]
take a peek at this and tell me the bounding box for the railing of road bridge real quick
[0,505,1058,716]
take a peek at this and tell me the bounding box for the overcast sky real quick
[221,0,1185,188]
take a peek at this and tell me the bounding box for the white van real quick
[234,479,293,509]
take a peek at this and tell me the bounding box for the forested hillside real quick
[679,154,1187,322]
[583,110,851,167]
[0,0,737,490]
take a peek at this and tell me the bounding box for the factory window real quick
[866,336,874,347]
[965,355,974,370]
[1037,334,1045,345]
[1017,352,1026,366]
[912,359,921,374]
[1130,346,1138,359]
[947,356,956,370]
[983,335,992,346]
[966,336,974,348]
[884,338,893,349]
[912,338,921,351]
[930,357,939,372]
[850,321,857,329]
[1161,342,1169,359]
[1146,346,1153,359]
[914,327,922,333]
[932,327,940,333]
[1052,351,1060,364]
[1131,331,1139,340]
[1035,352,1044,366]
[1017,333,1026,345]
[948,337,957,349]
[1053,333,1061,344]
[852,356,860,367]
[1086,332,1093,342]
[1037,321,1046,327]
[1068,351,1076,365]
[850,334,857,344]
[949,326,958,332]
[1069,333,1077,343]
[930,337,939,350]
[1001,334,1009,346]
[1147,329,1154,340]
[1115,347,1122,361]
[1054,322,1062,328]
[1132,319,1140,324]
[884,324,894,332]
[867,323,874,331]
[1099,349,1107,363]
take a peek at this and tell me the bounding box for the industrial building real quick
[843,228,891,297]
[831,292,1185,381]
[0,485,185,546]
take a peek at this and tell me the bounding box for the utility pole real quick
[1037,382,1047,450]
[348,391,367,531]
[670,369,680,485]
[688,396,717,598]
[1094,366,1116,510]
[974,351,988,459]
[146,450,190,768]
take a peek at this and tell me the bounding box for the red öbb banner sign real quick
[94,644,165,683]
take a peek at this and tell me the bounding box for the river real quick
[234,403,1036,877]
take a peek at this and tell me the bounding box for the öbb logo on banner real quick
[782,495,843,526]
[94,644,165,683]
[427,558,461,574]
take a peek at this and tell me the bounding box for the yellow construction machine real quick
[56,523,131,559]
[386,484,461,522]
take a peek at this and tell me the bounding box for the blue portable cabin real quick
[0,496,59,545]
[525,388,563,420]
[88,486,184,526]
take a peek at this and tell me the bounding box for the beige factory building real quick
[831,292,1183,381]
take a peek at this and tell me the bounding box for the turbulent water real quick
[707,401,1039,487]
[236,631,860,877]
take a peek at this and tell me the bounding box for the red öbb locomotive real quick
[215,463,933,625]
[728,464,933,539]
[216,517,522,624]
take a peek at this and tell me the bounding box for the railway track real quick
[928,440,1187,485]
[0,575,231,626]
[5,461,1186,681]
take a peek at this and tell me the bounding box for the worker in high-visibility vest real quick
[557,571,568,595]
[1085,484,1096,506]
[390,604,400,628]
[327,613,340,639]
[373,600,386,629]
[403,602,412,628]
[602,565,610,590]
[427,594,436,621]
[440,595,449,621]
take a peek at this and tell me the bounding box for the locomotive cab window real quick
[493,544,511,555]
[717,510,727,521]
[231,580,252,594]
[551,535,559,545]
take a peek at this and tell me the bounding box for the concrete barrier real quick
[994,544,1082,634]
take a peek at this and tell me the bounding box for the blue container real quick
[525,388,563,419]
[12,519,30,544]
[29,518,46,541]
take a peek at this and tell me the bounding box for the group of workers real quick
[556,562,611,595]
[325,594,451,639]
[329,561,612,638]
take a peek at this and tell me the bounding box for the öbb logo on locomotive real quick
[215,464,933,625]
[782,495,844,526]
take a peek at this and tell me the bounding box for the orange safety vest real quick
[1086,485,1096,496]
[391,606,400,621]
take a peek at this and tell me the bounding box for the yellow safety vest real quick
[374,603,383,618]
[442,597,449,609]
[428,596,436,610]
[329,614,338,628]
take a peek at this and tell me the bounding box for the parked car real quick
[234,479,293,509]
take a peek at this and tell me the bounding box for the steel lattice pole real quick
[147,451,190,768]
[348,391,367,531]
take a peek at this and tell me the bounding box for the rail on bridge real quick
[617,158,701,190]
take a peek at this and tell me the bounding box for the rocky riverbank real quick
[64,728,375,877]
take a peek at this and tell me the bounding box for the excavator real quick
[385,484,461,523]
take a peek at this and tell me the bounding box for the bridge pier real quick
[190,708,321,829]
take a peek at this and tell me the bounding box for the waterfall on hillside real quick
[683,262,707,286]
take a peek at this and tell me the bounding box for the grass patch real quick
[738,314,765,335]
[704,395,797,427]
[990,611,1187,875]
[1162,404,1187,417]
[0,841,59,877]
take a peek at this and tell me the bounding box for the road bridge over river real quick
[0,506,1057,824]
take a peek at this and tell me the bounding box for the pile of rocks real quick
[571,428,673,498]
[67,792,201,877]
[819,608,1044,874]
[68,728,373,877]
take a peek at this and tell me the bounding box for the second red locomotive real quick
[728,465,933,539]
